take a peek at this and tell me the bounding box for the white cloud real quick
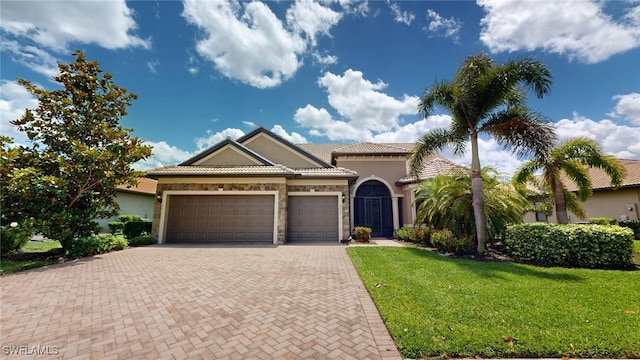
[147,60,160,74]
[1,40,60,78]
[478,0,640,63]
[194,128,245,151]
[312,50,338,66]
[286,0,343,46]
[388,2,415,26]
[294,104,369,141]
[133,141,193,170]
[270,124,307,144]
[183,0,345,89]
[0,0,149,51]
[372,115,453,143]
[555,113,640,159]
[609,92,640,124]
[0,80,39,144]
[425,9,462,42]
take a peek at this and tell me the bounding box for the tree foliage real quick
[513,137,626,224]
[1,51,152,251]
[415,167,529,242]
[410,52,556,253]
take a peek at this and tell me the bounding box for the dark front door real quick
[354,181,393,237]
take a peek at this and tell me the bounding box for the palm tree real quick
[512,137,626,224]
[410,52,557,253]
[415,167,529,242]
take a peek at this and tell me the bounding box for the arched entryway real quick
[353,180,393,237]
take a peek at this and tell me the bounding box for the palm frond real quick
[562,188,586,220]
[562,160,592,201]
[480,107,557,158]
[409,129,461,177]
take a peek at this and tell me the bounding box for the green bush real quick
[430,229,473,255]
[619,220,640,238]
[66,235,127,258]
[128,235,153,247]
[108,221,124,235]
[589,217,618,225]
[118,214,141,223]
[394,226,431,245]
[504,223,634,269]
[123,220,152,240]
[0,222,31,255]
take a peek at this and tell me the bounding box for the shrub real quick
[394,227,414,242]
[108,221,124,235]
[66,235,127,258]
[504,223,634,269]
[0,222,31,255]
[123,220,152,240]
[128,235,153,247]
[430,229,473,255]
[589,217,617,225]
[394,226,431,245]
[619,220,640,239]
[118,214,141,223]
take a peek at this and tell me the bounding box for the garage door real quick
[287,196,338,241]
[165,195,274,243]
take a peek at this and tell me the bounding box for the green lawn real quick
[348,247,640,359]
[1,240,63,274]
[634,240,640,254]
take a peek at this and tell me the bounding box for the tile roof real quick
[396,155,469,185]
[146,165,358,179]
[116,177,157,195]
[563,158,640,191]
[298,142,417,163]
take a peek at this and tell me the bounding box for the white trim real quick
[158,190,279,244]
[157,177,286,184]
[288,192,343,242]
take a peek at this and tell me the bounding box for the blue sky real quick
[1,0,639,175]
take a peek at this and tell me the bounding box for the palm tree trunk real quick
[553,180,570,224]
[470,133,488,254]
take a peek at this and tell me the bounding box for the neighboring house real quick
[146,127,461,244]
[96,178,158,232]
[524,159,640,223]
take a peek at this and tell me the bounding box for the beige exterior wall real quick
[195,147,262,166]
[243,135,322,168]
[337,156,408,196]
[524,187,640,223]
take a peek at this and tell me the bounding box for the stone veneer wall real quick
[287,184,351,241]
[152,182,288,244]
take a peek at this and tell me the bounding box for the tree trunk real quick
[553,180,570,224]
[470,133,488,254]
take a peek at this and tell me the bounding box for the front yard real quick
[348,246,640,359]
[1,240,64,274]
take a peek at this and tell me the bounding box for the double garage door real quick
[164,194,339,243]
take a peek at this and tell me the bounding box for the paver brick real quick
[1,244,402,359]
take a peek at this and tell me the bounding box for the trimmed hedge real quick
[66,235,127,258]
[123,220,152,240]
[588,217,617,225]
[128,235,153,247]
[619,220,640,238]
[504,223,634,270]
[118,214,141,223]
[108,221,125,235]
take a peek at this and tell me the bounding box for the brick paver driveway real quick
[1,244,402,359]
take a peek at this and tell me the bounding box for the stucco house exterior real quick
[146,127,460,244]
[524,159,640,223]
[96,177,157,231]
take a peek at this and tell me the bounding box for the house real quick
[96,178,158,232]
[524,159,640,223]
[146,127,461,244]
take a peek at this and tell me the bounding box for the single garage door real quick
[287,196,338,242]
[165,195,274,243]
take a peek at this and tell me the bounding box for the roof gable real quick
[237,128,331,168]
[180,139,275,166]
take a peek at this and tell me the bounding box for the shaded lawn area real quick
[1,240,64,274]
[348,247,640,359]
